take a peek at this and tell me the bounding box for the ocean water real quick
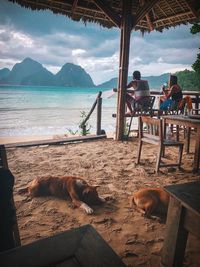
[0,85,119,137]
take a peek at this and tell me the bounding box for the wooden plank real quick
[4,134,107,148]
[164,182,200,215]
[161,197,188,267]
[143,133,160,141]
[0,225,125,267]
[75,226,126,267]
[0,226,87,267]
[141,137,159,145]
[184,209,200,238]
[164,115,200,126]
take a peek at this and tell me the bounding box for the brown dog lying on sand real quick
[27,176,105,214]
[130,188,170,218]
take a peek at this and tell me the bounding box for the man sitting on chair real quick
[114,70,150,115]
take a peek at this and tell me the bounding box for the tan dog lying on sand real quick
[130,188,170,218]
[27,176,105,214]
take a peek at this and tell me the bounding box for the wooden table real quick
[0,224,126,267]
[164,115,200,172]
[161,181,200,267]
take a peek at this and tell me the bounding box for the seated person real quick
[160,75,183,111]
[113,70,150,115]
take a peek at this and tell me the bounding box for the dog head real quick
[81,186,103,205]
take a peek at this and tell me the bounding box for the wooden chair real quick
[136,116,184,173]
[127,95,156,137]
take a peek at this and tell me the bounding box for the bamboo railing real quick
[80,91,103,136]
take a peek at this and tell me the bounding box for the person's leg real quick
[126,94,134,114]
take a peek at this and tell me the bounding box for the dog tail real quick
[18,187,28,194]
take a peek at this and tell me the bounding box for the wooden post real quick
[96,97,102,135]
[195,95,199,115]
[115,0,132,140]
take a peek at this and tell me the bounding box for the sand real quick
[6,135,200,267]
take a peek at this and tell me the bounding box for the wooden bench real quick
[0,224,126,267]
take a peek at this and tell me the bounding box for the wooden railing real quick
[80,91,103,135]
[150,90,200,113]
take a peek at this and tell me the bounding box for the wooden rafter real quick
[92,0,121,28]
[185,0,199,18]
[132,0,160,29]
[72,0,78,14]
[140,0,154,31]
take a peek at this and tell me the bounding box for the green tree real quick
[175,69,200,91]
[190,22,200,74]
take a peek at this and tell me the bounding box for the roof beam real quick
[92,0,121,28]
[140,0,154,31]
[132,0,160,29]
[72,0,78,14]
[185,0,199,18]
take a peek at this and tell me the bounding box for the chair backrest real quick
[138,116,164,145]
[134,95,155,113]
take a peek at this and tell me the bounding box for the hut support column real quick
[115,0,132,140]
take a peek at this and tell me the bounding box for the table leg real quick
[161,197,188,267]
[185,127,191,154]
[193,127,200,172]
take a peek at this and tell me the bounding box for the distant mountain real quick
[2,58,45,85]
[0,68,10,80]
[97,73,169,90]
[0,58,95,87]
[55,63,95,87]
[21,68,56,86]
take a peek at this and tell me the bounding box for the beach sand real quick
[6,135,200,267]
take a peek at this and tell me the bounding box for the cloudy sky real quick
[0,0,199,85]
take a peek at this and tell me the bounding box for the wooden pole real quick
[115,0,132,140]
[96,97,102,135]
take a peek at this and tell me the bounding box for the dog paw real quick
[80,203,93,214]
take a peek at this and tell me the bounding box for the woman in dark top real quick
[160,75,182,111]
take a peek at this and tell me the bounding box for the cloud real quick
[0,0,199,84]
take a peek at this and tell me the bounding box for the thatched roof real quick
[7,0,200,32]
